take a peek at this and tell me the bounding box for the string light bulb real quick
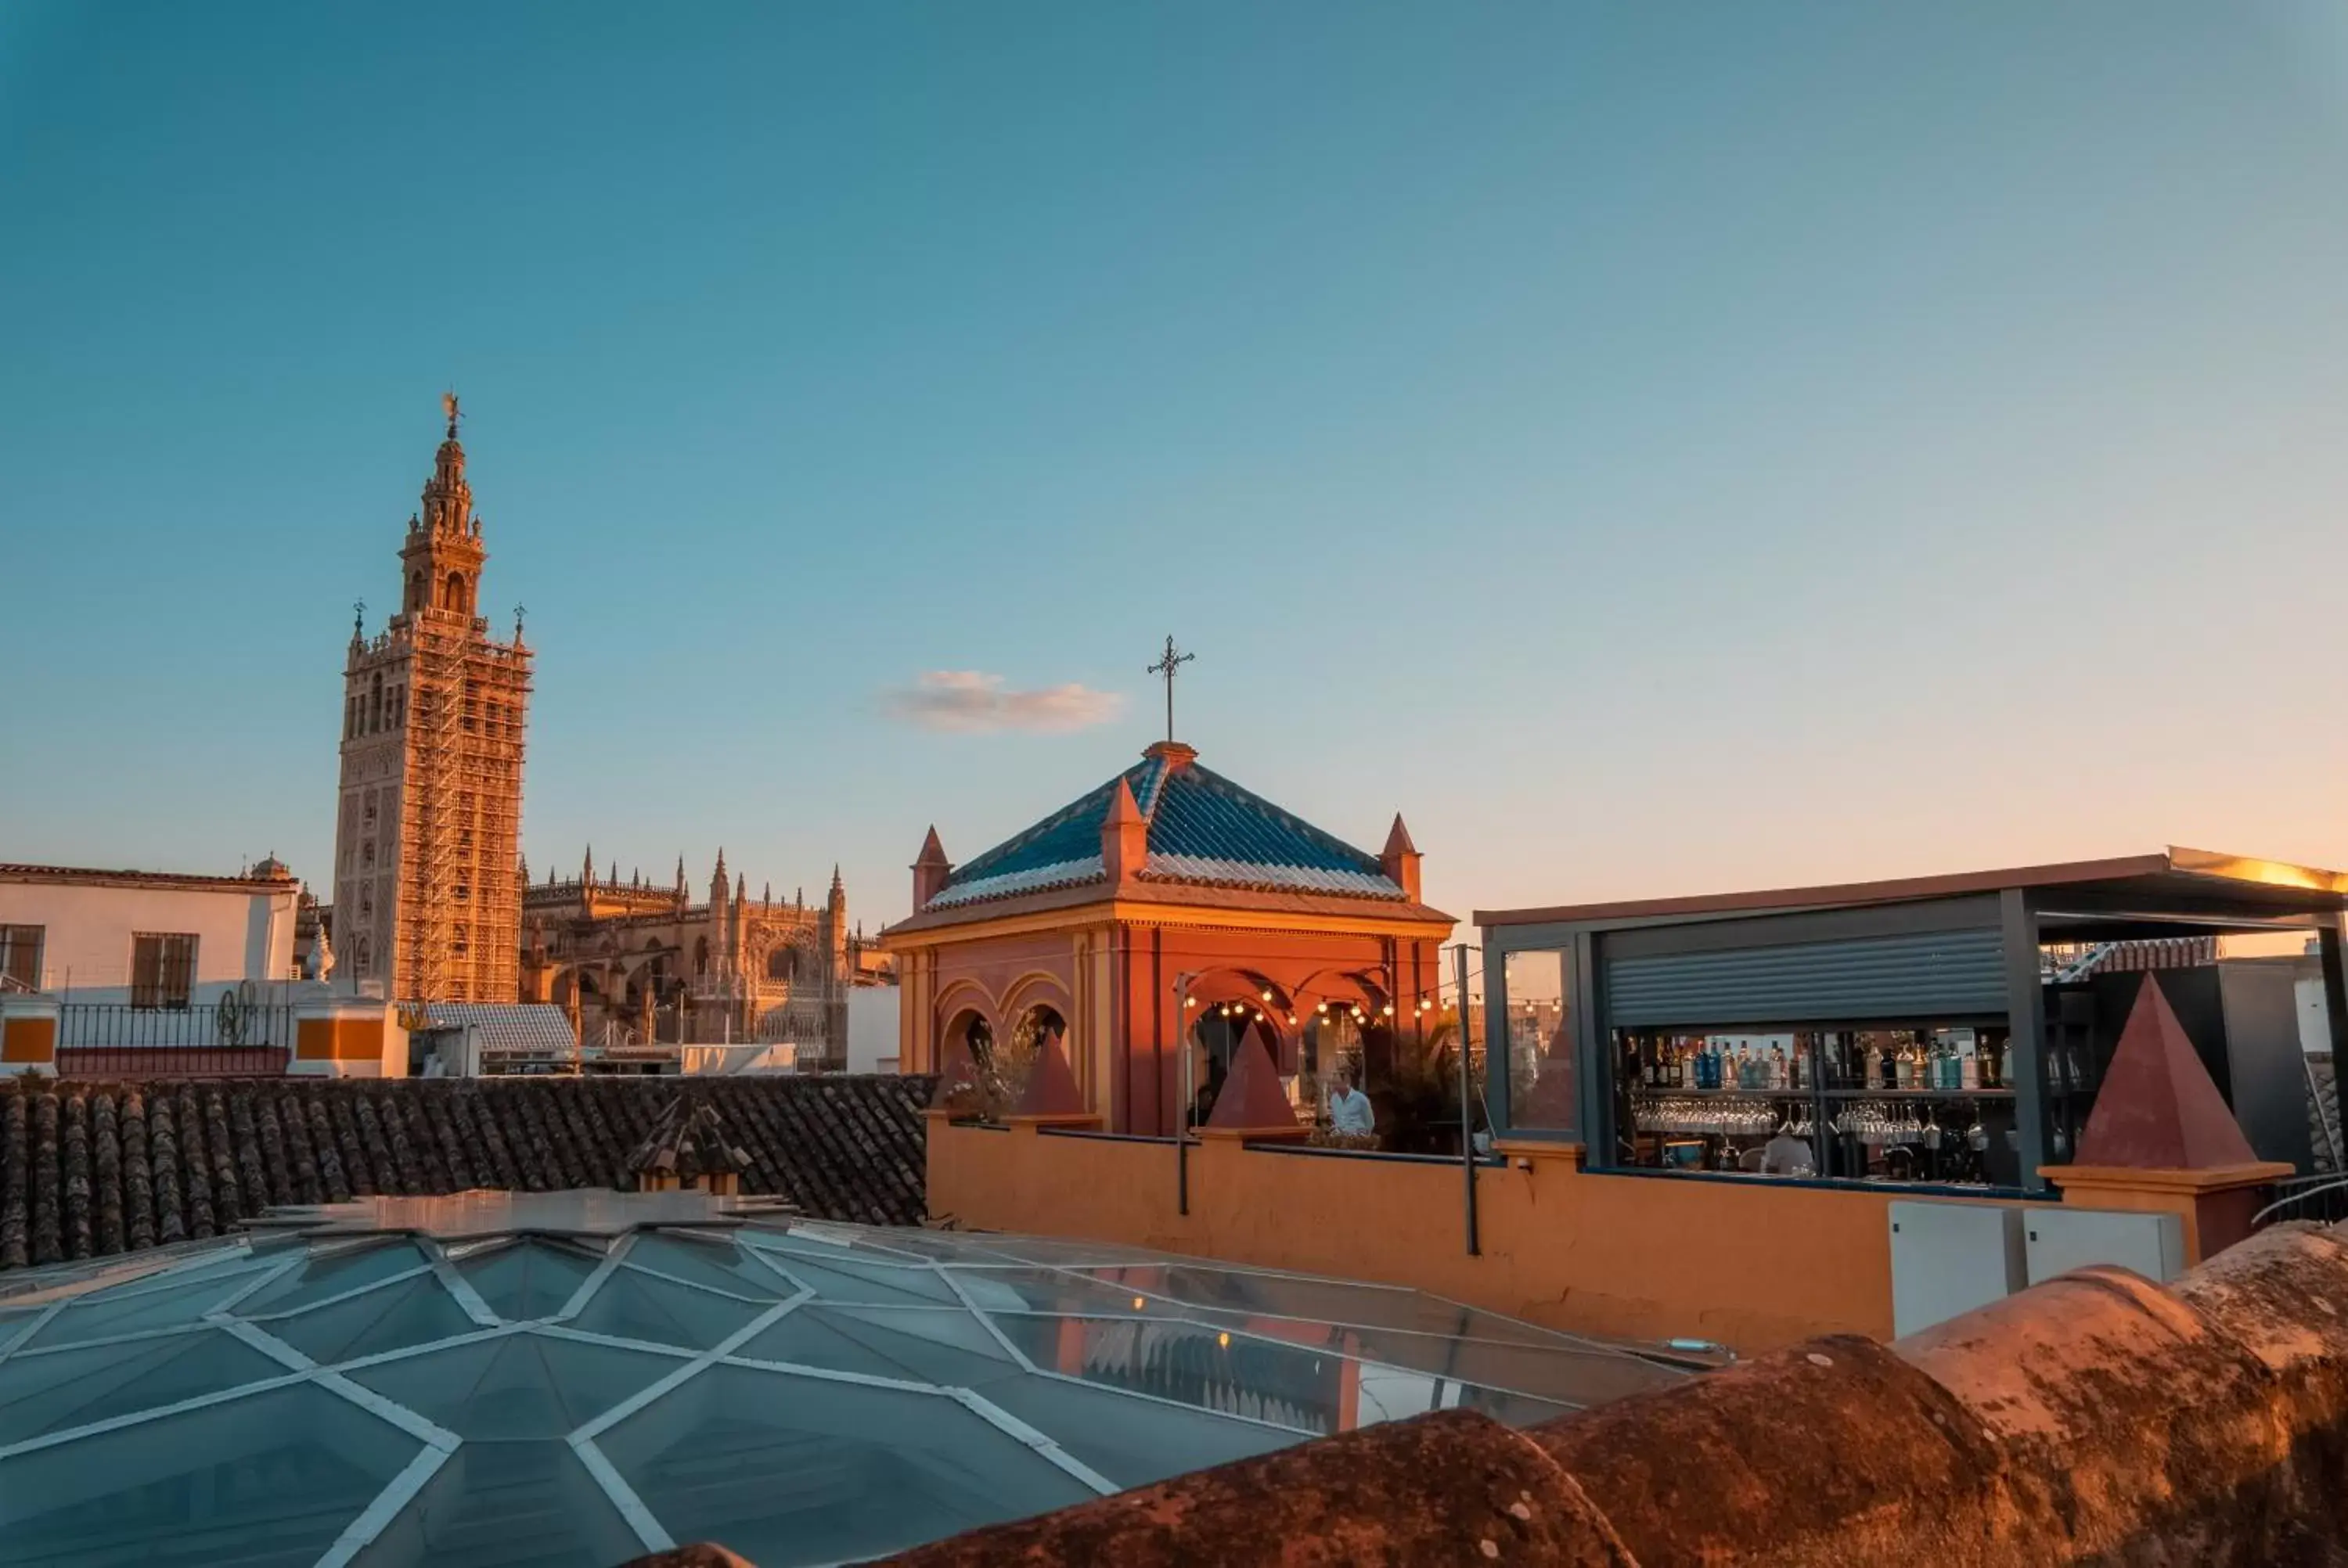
[1260,990,1273,1002]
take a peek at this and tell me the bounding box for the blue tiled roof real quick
[929,750,1405,909]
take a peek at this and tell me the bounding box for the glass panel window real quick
[0,1329,285,1446]
[975,1369,1297,1486]
[1609,1023,2022,1190]
[344,1331,682,1440]
[267,1274,479,1364]
[598,1363,1096,1567]
[565,1269,766,1350]
[129,933,197,1010]
[1,924,43,991]
[350,1438,641,1568]
[1500,950,1576,1137]
[455,1238,601,1321]
[733,1305,1021,1389]
[0,1383,420,1566]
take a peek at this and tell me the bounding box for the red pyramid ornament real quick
[1016,1029,1088,1117]
[1206,1029,1302,1132]
[930,1034,983,1112]
[2075,976,2260,1170]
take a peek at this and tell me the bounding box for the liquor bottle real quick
[1960,1046,1979,1091]
[1770,1044,1788,1090]
[1982,1036,2003,1089]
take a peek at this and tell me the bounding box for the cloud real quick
[881,671,1125,735]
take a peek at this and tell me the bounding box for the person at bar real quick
[1327,1065,1375,1135]
[1759,1125,1814,1178]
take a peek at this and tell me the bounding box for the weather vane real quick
[441,389,461,438]
[1146,635,1194,745]
[513,602,527,638]
[352,599,366,635]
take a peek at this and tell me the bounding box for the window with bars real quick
[130,933,197,1009]
[0,926,42,991]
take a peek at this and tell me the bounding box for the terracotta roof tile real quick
[0,1074,936,1275]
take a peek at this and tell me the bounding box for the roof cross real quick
[1146,635,1194,746]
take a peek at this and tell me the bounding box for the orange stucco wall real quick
[296,1016,384,1062]
[2,1016,56,1063]
[929,1119,2072,1353]
[896,909,1451,1137]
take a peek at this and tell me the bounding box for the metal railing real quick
[56,998,297,1051]
[2253,1173,2348,1230]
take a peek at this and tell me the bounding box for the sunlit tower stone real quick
[333,394,533,1002]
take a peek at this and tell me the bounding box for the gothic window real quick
[369,673,384,732]
[361,840,375,869]
[364,796,378,826]
[352,934,372,976]
[442,572,467,613]
[695,937,710,976]
[766,947,798,983]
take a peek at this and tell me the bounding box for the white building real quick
[0,859,301,1008]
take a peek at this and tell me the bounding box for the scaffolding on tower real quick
[398,613,531,1005]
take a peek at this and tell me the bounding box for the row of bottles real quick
[1820,1030,2008,1092]
[1626,1029,2014,1094]
[1631,1037,1796,1091]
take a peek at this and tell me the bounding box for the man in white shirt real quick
[1327,1067,1375,1135]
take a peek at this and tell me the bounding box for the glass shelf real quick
[1626,1086,1802,1098]
[1817,1088,2015,1100]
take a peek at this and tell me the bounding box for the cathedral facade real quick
[520,853,853,1068]
[333,397,533,1003]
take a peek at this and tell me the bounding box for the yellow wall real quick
[2,1016,56,1063]
[930,1120,2073,1353]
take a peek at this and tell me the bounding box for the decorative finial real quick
[441,390,461,440]
[1145,635,1195,746]
[352,599,366,635]
[513,602,527,640]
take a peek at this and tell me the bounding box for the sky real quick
[3,2,2346,930]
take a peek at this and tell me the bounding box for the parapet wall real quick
[862,1220,2348,1566]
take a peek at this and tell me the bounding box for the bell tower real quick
[333,396,534,1003]
[398,393,488,621]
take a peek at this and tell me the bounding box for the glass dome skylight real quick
[0,1192,1691,1567]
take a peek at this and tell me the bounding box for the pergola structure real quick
[882,740,1456,1136]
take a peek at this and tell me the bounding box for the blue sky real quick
[3,2,2346,926]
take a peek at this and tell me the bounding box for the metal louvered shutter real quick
[1603,927,2008,1027]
